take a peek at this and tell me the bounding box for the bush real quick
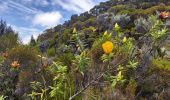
[47,48,56,57]
[0,33,19,51]
[8,45,39,70]
[54,52,74,68]
[151,59,170,71]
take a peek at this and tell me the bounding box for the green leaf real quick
[127,60,138,69]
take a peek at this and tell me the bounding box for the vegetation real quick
[1,0,170,99]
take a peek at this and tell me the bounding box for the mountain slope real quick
[35,0,170,99]
[37,0,170,48]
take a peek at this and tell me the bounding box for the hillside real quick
[0,0,170,100]
[38,0,170,43]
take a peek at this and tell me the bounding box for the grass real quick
[108,4,170,15]
[152,59,170,71]
[149,58,170,80]
[165,44,170,51]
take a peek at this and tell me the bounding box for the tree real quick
[0,20,14,36]
[0,20,7,36]
[30,35,36,46]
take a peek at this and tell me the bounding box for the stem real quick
[69,59,127,100]
[64,82,66,100]
[40,74,47,100]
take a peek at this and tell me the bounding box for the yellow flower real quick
[77,47,81,51]
[37,55,46,59]
[123,37,127,43]
[89,26,96,32]
[37,55,42,58]
[11,61,20,68]
[117,71,123,81]
[114,23,120,30]
[76,44,79,47]
[102,41,114,54]
[109,33,112,37]
[104,31,108,35]
[73,28,77,33]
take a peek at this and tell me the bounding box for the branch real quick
[69,59,127,100]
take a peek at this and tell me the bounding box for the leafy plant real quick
[73,51,90,75]
[110,71,126,88]
[48,62,69,99]
[29,81,48,100]
[127,60,138,70]
[149,15,168,42]
[101,53,114,62]
[47,47,55,57]
[0,95,6,100]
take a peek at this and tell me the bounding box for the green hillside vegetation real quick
[0,0,170,99]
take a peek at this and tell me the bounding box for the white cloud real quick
[53,0,95,13]
[10,25,41,44]
[1,0,39,14]
[21,0,49,7]
[39,0,49,6]
[33,11,62,28]
[0,2,9,13]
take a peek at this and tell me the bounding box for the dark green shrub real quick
[0,33,19,51]
[47,48,55,57]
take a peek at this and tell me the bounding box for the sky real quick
[0,0,108,44]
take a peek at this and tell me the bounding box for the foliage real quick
[100,23,135,90]
[127,60,138,70]
[28,81,46,100]
[47,48,55,57]
[134,17,151,33]
[108,5,126,13]
[0,20,14,36]
[0,33,19,51]
[1,1,170,99]
[109,5,170,16]
[110,71,126,88]
[151,59,170,71]
[148,15,168,42]
[29,35,36,46]
[73,51,90,75]
[0,95,6,100]
[48,62,70,99]
[8,45,39,67]
[101,53,114,62]
[0,55,5,65]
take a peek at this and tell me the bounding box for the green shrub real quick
[108,4,170,16]
[54,52,75,67]
[8,45,39,69]
[152,59,170,71]
[131,5,170,15]
[0,33,19,51]
[108,5,126,13]
[47,48,55,57]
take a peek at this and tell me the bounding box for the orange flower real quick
[102,41,114,54]
[159,11,170,19]
[43,61,49,68]
[11,61,20,68]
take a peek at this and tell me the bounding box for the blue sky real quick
[0,0,108,44]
